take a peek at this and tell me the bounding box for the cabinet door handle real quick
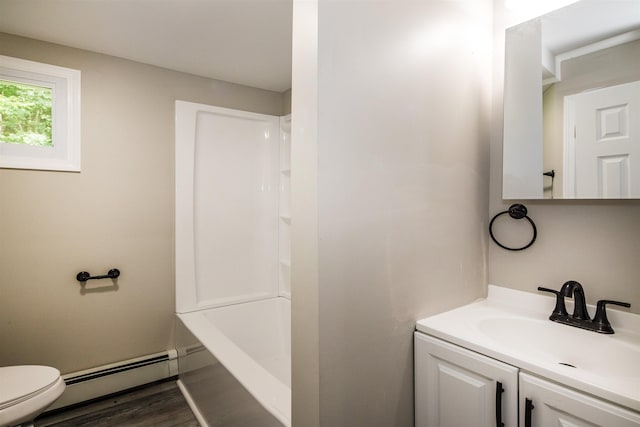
[525,398,535,427]
[495,381,504,427]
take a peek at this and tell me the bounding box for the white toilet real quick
[0,366,65,427]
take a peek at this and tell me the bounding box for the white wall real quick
[0,32,286,374]
[292,0,492,425]
[489,2,640,313]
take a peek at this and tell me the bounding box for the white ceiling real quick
[0,0,293,92]
[541,0,640,55]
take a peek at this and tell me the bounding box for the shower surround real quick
[174,100,291,426]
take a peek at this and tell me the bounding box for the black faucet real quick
[538,281,631,334]
[560,280,590,321]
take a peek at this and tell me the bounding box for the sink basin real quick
[477,316,640,379]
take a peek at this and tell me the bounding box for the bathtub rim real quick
[176,299,291,426]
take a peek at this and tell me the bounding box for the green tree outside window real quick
[0,80,53,147]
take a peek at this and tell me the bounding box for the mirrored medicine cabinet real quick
[503,0,640,199]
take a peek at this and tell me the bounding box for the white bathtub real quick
[176,297,291,427]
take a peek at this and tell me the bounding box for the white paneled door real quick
[565,80,640,198]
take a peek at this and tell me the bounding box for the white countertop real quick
[416,285,640,412]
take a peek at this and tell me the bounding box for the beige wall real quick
[490,3,640,314]
[291,0,492,425]
[283,88,292,115]
[0,32,286,374]
[290,0,320,423]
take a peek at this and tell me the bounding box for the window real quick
[0,55,81,171]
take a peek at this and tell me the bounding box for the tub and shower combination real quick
[174,101,291,426]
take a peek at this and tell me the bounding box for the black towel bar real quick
[76,269,120,282]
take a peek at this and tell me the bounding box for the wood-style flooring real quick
[34,380,200,427]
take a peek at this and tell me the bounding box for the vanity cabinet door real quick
[520,372,640,427]
[414,333,518,427]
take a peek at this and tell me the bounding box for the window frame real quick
[0,55,81,172]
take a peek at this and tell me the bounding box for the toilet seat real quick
[0,366,65,427]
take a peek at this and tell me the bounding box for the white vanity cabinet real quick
[415,286,640,426]
[414,333,518,427]
[520,373,640,427]
[415,332,640,427]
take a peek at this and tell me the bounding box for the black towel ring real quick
[489,204,537,251]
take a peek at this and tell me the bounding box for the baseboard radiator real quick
[48,350,178,411]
